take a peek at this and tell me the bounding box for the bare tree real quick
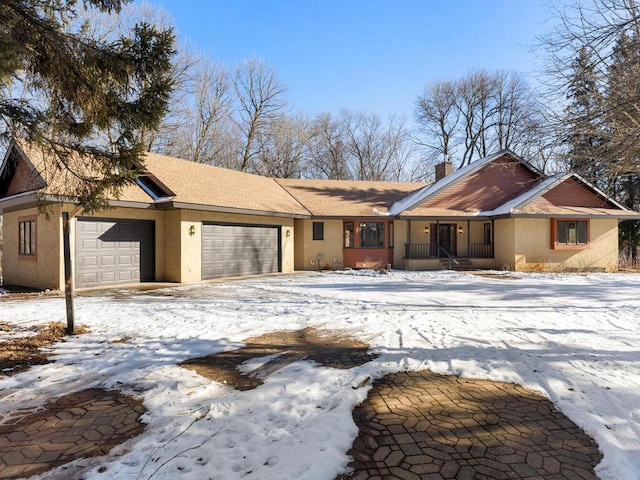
[233,57,287,172]
[340,110,412,181]
[415,70,547,170]
[306,112,350,179]
[157,57,233,164]
[541,0,640,174]
[415,79,459,163]
[254,113,312,178]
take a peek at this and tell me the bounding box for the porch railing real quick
[404,243,438,259]
[404,243,494,259]
[468,243,493,258]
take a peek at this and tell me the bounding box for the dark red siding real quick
[534,178,616,208]
[412,157,541,213]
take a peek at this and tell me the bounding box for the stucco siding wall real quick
[293,219,306,270]
[494,218,516,270]
[163,209,182,282]
[513,218,619,272]
[393,220,408,268]
[2,205,62,290]
[294,219,343,271]
[456,222,468,256]
[409,221,431,244]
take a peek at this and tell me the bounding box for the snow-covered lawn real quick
[1,270,639,480]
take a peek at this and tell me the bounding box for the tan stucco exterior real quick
[293,219,344,270]
[1,204,295,289]
[494,218,516,270]
[512,218,619,272]
[2,206,62,290]
[393,220,409,267]
[489,217,619,272]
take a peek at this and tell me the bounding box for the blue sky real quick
[150,1,553,119]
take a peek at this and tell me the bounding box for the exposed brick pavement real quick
[0,389,146,479]
[336,370,602,480]
[0,329,604,480]
[181,327,378,390]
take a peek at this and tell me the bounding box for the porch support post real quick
[491,219,495,257]
[436,220,440,257]
[466,219,470,258]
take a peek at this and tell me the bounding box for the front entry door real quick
[430,223,457,257]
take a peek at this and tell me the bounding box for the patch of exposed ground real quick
[336,370,602,480]
[0,322,89,376]
[0,286,61,301]
[0,388,146,479]
[468,272,521,280]
[180,327,378,391]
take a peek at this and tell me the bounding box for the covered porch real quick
[402,219,496,270]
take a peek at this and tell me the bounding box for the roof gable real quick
[482,173,637,217]
[535,176,620,209]
[0,144,47,198]
[391,150,543,216]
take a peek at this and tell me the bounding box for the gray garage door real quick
[202,224,280,279]
[76,218,154,288]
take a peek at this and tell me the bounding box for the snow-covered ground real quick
[1,270,639,480]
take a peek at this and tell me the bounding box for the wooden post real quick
[62,212,74,334]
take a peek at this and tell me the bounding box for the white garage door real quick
[202,224,280,279]
[76,218,154,288]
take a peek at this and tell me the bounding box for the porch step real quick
[440,258,474,271]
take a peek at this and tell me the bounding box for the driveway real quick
[0,270,638,479]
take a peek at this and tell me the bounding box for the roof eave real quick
[161,201,310,219]
[0,191,43,213]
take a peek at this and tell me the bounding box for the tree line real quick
[146,55,414,181]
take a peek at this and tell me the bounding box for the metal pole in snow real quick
[62,212,75,334]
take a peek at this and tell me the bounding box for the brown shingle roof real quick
[141,153,309,215]
[10,140,153,204]
[276,178,426,217]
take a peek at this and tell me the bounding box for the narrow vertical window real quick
[19,218,36,256]
[312,221,324,241]
[388,222,394,248]
[344,222,354,248]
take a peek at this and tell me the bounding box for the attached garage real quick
[202,223,280,279]
[75,218,155,288]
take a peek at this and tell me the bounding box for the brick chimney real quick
[435,160,453,182]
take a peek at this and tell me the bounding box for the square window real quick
[359,222,384,248]
[312,222,324,241]
[554,219,588,248]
